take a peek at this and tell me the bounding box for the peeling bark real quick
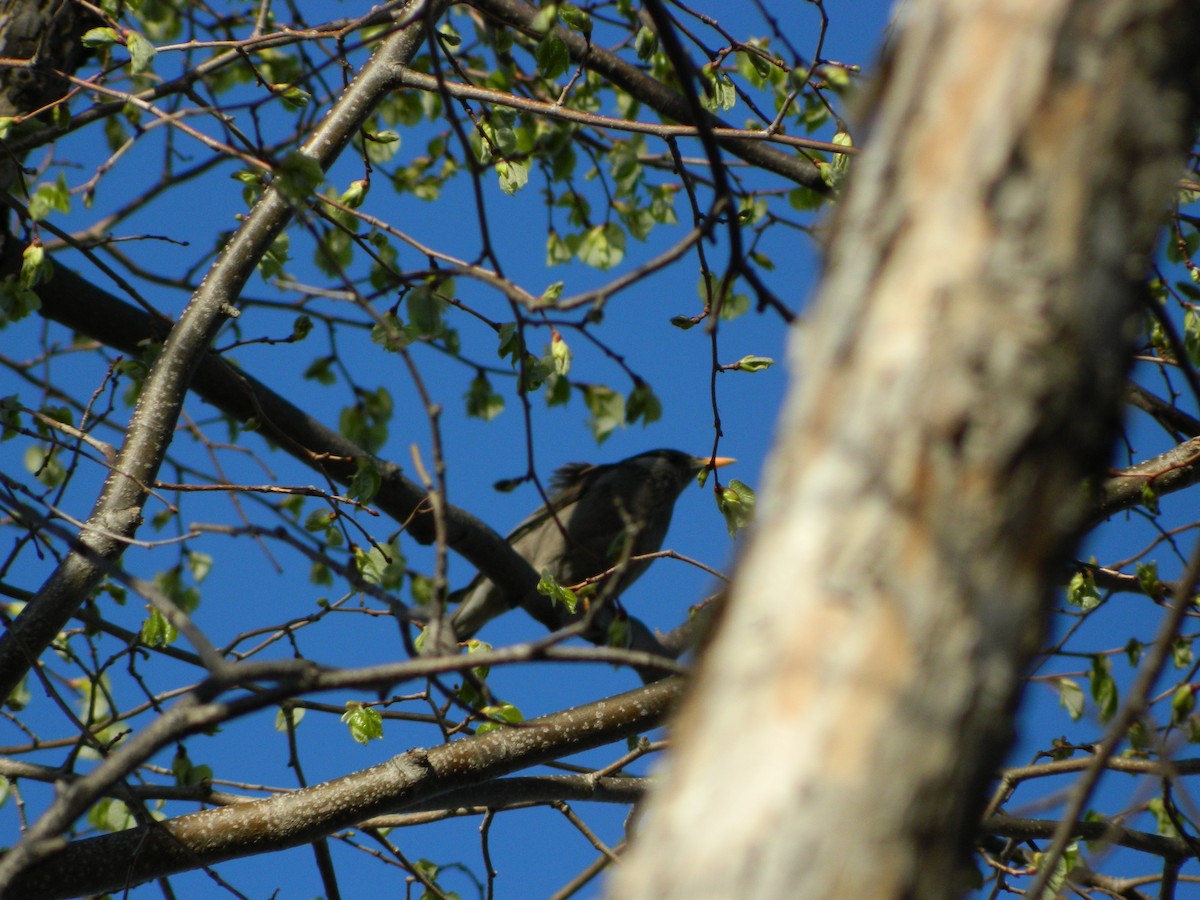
[612,2,1200,897]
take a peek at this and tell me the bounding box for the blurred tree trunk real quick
[0,0,95,191]
[612,1,1200,897]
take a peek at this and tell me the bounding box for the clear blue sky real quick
[3,1,1184,896]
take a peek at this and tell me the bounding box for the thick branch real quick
[985,814,1189,862]
[18,258,670,657]
[1091,434,1200,527]
[4,676,681,900]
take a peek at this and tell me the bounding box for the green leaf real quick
[821,65,852,89]
[1140,480,1160,515]
[341,703,383,744]
[339,179,369,209]
[172,748,212,786]
[410,573,434,609]
[788,186,827,212]
[355,540,405,590]
[1173,684,1196,724]
[406,284,447,339]
[348,457,382,504]
[718,291,750,320]
[1185,309,1200,367]
[546,229,575,265]
[338,388,392,453]
[537,569,579,614]
[476,702,524,734]
[125,31,157,74]
[465,373,505,421]
[546,373,571,406]
[531,4,557,33]
[550,332,572,375]
[749,250,776,271]
[609,140,643,197]
[716,479,756,536]
[1125,638,1142,667]
[476,117,517,164]
[1128,719,1150,750]
[258,231,290,281]
[1135,561,1160,597]
[702,70,736,111]
[81,27,121,48]
[577,223,625,270]
[28,173,71,221]
[1066,570,1101,611]
[1089,656,1118,723]
[24,444,65,487]
[313,218,352,270]
[1174,637,1194,669]
[830,129,853,180]
[1032,842,1079,899]
[275,151,324,200]
[310,560,333,586]
[275,705,305,732]
[635,26,658,61]
[582,384,625,443]
[291,315,312,340]
[1056,677,1084,720]
[536,34,570,79]
[186,551,213,584]
[559,3,593,35]
[303,356,337,385]
[274,83,311,110]
[1148,797,1182,838]
[153,565,201,613]
[370,311,412,352]
[20,242,53,289]
[0,395,19,441]
[496,159,529,195]
[497,322,520,361]
[607,611,631,649]
[626,383,662,426]
[538,281,564,306]
[734,355,774,373]
[140,607,177,647]
[737,49,774,85]
[4,674,28,711]
[88,798,136,833]
[519,355,553,392]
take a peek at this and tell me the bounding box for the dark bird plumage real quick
[445,449,732,645]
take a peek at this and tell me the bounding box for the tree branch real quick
[0,0,452,702]
[468,0,830,193]
[3,677,682,900]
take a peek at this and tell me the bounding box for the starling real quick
[445,449,733,645]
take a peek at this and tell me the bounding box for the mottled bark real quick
[4,677,681,899]
[612,1,1200,897]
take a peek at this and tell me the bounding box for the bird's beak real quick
[708,456,735,469]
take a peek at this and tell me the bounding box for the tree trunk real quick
[612,1,1200,897]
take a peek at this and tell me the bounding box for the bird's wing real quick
[502,462,603,547]
[549,461,596,493]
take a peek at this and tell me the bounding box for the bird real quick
[442,449,733,647]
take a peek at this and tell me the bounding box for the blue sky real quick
[4,1,1191,896]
